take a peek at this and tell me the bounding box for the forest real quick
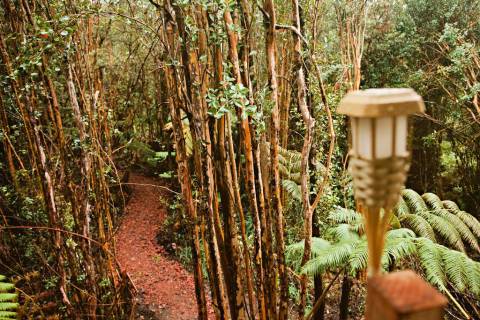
[0,0,479,319]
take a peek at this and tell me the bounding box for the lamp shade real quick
[339,88,425,160]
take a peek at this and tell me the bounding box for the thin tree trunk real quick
[312,224,325,320]
[162,8,208,318]
[263,1,289,318]
[289,0,316,318]
[0,95,18,190]
[165,70,208,320]
[216,116,246,320]
[339,274,352,320]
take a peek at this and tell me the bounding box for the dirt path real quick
[116,173,211,320]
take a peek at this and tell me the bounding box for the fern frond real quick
[422,193,444,210]
[327,224,359,242]
[442,199,480,238]
[0,284,13,293]
[328,207,362,224]
[393,196,411,217]
[399,214,436,241]
[348,238,368,275]
[426,214,465,252]
[278,145,302,173]
[0,310,18,318]
[0,275,18,319]
[402,189,429,215]
[286,240,306,271]
[385,228,416,240]
[285,238,331,271]
[455,210,480,238]
[441,200,459,211]
[0,302,19,311]
[463,258,480,295]
[415,238,447,290]
[434,209,479,252]
[0,294,16,303]
[328,207,364,235]
[311,238,332,257]
[281,179,301,202]
[302,240,355,276]
[440,247,467,292]
[382,237,416,268]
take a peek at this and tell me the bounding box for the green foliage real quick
[0,275,18,319]
[416,238,480,295]
[206,75,258,121]
[394,189,480,253]
[288,190,480,296]
[287,207,480,296]
[364,0,480,212]
[281,180,301,202]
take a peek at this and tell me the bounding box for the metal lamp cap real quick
[338,88,425,118]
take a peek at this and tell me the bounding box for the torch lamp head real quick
[338,88,425,210]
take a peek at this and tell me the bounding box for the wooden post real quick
[366,270,447,320]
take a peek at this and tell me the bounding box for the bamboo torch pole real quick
[338,89,447,320]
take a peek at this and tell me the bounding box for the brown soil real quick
[116,173,213,320]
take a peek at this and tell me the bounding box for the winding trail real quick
[116,173,211,319]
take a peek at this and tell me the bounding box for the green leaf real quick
[426,214,465,252]
[402,189,429,215]
[0,294,16,303]
[281,179,301,202]
[415,238,446,291]
[399,214,436,241]
[302,240,355,276]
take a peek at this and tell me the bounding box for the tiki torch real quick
[338,88,424,276]
[339,89,448,320]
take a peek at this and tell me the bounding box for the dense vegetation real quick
[0,0,479,319]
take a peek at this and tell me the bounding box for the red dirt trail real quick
[116,173,212,320]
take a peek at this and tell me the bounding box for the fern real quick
[422,193,444,210]
[396,189,480,252]
[381,235,416,268]
[442,248,467,292]
[393,196,411,217]
[443,200,480,238]
[285,237,331,271]
[0,275,18,319]
[455,210,480,238]
[347,239,368,275]
[415,238,447,290]
[414,238,480,294]
[327,224,359,242]
[301,241,355,276]
[435,209,479,252]
[442,200,460,212]
[281,179,302,202]
[402,189,429,214]
[278,145,302,174]
[426,214,465,252]
[311,237,332,257]
[328,207,364,236]
[328,207,362,225]
[399,214,436,241]
[294,198,480,297]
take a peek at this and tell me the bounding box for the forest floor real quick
[115,173,213,320]
[114,172,365,319]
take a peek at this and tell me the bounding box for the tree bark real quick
[339,274,352,320]
[263,1,289,319]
